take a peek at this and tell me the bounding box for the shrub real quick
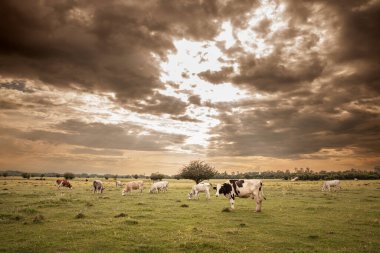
[150,173,165,181]
[21,173,31,179]
[63,172,75,180]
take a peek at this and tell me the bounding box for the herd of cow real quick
[56,178,343,212]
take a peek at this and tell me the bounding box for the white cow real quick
[188,182,211,200]
[290,177,299,182]
[322,180,342,191]
[115,180,124,187]
[122,181,144,196]
[149,181,169,193]
[215,179,265,212]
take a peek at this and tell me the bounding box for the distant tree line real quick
[213,168,380,180]
[1,166,379,181]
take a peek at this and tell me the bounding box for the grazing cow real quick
[115,180,124,187]
[290,177,299,182]
[188,182,211,200]
[322,180,342,191]
[122,181,144,196]
[149,181,169,193]
[56,179,72,189]
[93,180,105,193]
[215,179,265,212]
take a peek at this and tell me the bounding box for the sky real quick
[0,0,379,175]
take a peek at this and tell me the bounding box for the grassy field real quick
[0,178,379,253]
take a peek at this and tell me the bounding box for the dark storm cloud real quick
[284,0,380,94]
[198,67,234,84]
[170,115,201,123]
[232,52,324,92]
[188,95,202,106]
[0,80,34,93]
[209,97,380,158]
[0,0,258,115]
[0,100,21,110]
[128,92,188,116]
[2,119,186,152]
[206,0,380,159]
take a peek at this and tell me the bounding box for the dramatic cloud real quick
[0,0,379,173]
[14,119,186,151]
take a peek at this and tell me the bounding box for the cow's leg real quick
[229,196,235,209]
[206,190,210,200]
[255,199,262,212]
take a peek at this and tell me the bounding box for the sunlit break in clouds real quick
[0,0,379,175]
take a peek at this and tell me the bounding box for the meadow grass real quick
[0,178,379,253]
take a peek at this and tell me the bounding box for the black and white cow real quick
[214,179,265,212]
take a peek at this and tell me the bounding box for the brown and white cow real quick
[93,180,105,193]
[215,179,265,212]
[122,181,144,196]
[56,179,72,189]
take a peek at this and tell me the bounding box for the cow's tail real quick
[259,181,266,200]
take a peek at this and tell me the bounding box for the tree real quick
[150,173,164,181]
[133,174,138,179]
[179,160,216,184]
[63,172,75,180]
[2,172,8,177]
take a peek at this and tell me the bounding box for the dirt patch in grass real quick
[222,207,231,212]
[75,212,85,219]
[115,213,128,218]
[180,204,189,208]
[33,214,45,223]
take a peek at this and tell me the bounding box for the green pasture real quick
[0,178,379,253]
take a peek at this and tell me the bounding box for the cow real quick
[115,180,124,187]
[322,180,342,191]
[290,177,299,182]
[214,179,265,212]
[188,182,211,200]
[56,179,72,189]
[149,181,169,193]
[93,180,105,193]
[122,181,144,196]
